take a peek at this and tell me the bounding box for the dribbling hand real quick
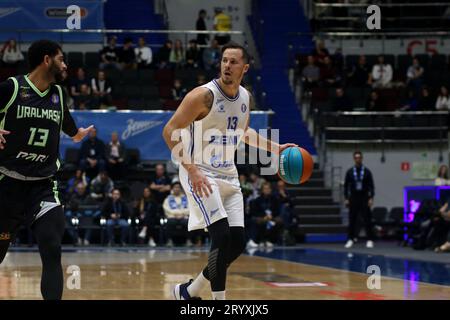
[0,129,10,150]
[278,143,298,155]
[72,125,95,143]
[188,165,213,198]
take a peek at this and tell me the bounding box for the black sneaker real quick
[173,279,202,300]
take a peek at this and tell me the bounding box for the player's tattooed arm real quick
[203,88,214,110]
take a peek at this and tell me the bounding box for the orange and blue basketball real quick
[278,147,314,185]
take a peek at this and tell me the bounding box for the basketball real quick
[278,147,314,185]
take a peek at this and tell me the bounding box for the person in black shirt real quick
[149,163,171,203]
[100,36,121,70]
[79,127,106,179]
[102,189,130,246]
[118,37,136,70]
[0,39,93,300]
[344,151,375,249]
[196,9,209,47]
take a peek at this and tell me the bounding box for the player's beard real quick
[49,60,64,83]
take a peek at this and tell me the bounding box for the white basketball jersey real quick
[181,79,250,178]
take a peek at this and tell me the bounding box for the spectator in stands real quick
[185,40,201,69]
[169,39,185,68]
[418,86,434,110]
[103,189,130,246]
[196,9,209,47]
[248,182,283,248]
[65,182,100,246]
[274,180,294,232]
[100,36,121,70]
[66,169,90,196]
[320,56,340,87]
[150,164,171,203]
[239,174,253,203]
[70,67,91,98]
[435,165,450,186]
[248,172,266,202]
[435,85,450,110]
[163,182,191,247]
[1,39,23,69]
[346,55,372,87]
[156,40,172,69]
[137,187,161,247]
[91,70,113,109]
[344,151,375,249]
[60,69,75,109]
[400,89,418,111]
[119,37,136,70]
[213,7,232,45]
[365,90,383,111]
[196,73,207,86]
[79,127,106,178]
[75,84,94,110]
[372,55,393,89]
[406,57,424,93]
[301,55,320,89]
[434,201,450,252]
[202,39,221,71]
[332,48,344,74]
[332,87,352,111]
[105,131,126,180]
[171,79,188,101]
[90,170,114,202]
[311,39,329,66]
[135,37,153,69]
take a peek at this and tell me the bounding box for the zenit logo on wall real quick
[45,7,88,18]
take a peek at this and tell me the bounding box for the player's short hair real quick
[28,40,62,71]
[221,42,250,64]
[353,151,363,157]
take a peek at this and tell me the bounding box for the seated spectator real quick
[135,37,153,69]
[137,187,162,247]
[320,56,340,87]
[400,89,418,111]
[156,40,172,69]
[172,79,188,100]
[60,70,75,109]
[332,48,344,74]
[239,174,253,203]
[275,180,295,244]
[100,36,121,70]
[435,85,450,110]
[202,39,221,71]
[90,170,114,202]
[105,131,126,180]
[311,39,329,66]
[75,84,94,110]
[365,90,383,111]
[332,87,352,111]
[372,55,393,89]
[79,127,106,178]
[185,39,201,69]
[406,57,424,92]
[248,172,266,202]
[118,37,136,70]
[169,39,185,68]
[66,169,90,196]
[70,68,91,98]
[150,164,171,203]
[301,55,320,89]
[435,165,450,186]
[1,39,23,69]
[163,182,191,247]
[103,189,130,246]
[91,70,113,109]
[434,201,450,252]
[248,182,284,248]
[346,55,372,87]
[417,86,434,111]
[65,182,100,246]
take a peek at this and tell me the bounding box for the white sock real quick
[211,291,226,300]
[187,272,209,297]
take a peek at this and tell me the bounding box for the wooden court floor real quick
[0,248,449,300]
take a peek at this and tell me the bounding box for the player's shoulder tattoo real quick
[203,88,214,110]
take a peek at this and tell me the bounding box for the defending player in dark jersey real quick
[0,40,93,300]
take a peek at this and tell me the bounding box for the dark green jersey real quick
[0,75,78,180]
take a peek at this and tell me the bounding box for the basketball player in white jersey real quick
[162,43,296,300]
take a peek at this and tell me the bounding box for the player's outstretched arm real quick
[61,103,95,143]
[72,125,95,143]
[162,87,214,197]
[243,91,297,154]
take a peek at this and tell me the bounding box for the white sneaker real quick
[138,229,146,239]
[246,239,258,248]
[77,237,82,246]
[366,240,374,248]
[344,240,354,248]
[83,239,90,246]
[167,239,174,247]
[148,238,156,247]
[185,239,193,247]
[265,241,274,248]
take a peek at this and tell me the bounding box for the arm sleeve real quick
[0,79,15,112]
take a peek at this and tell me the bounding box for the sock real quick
[212,290,226,300]
[187,271,209,297]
